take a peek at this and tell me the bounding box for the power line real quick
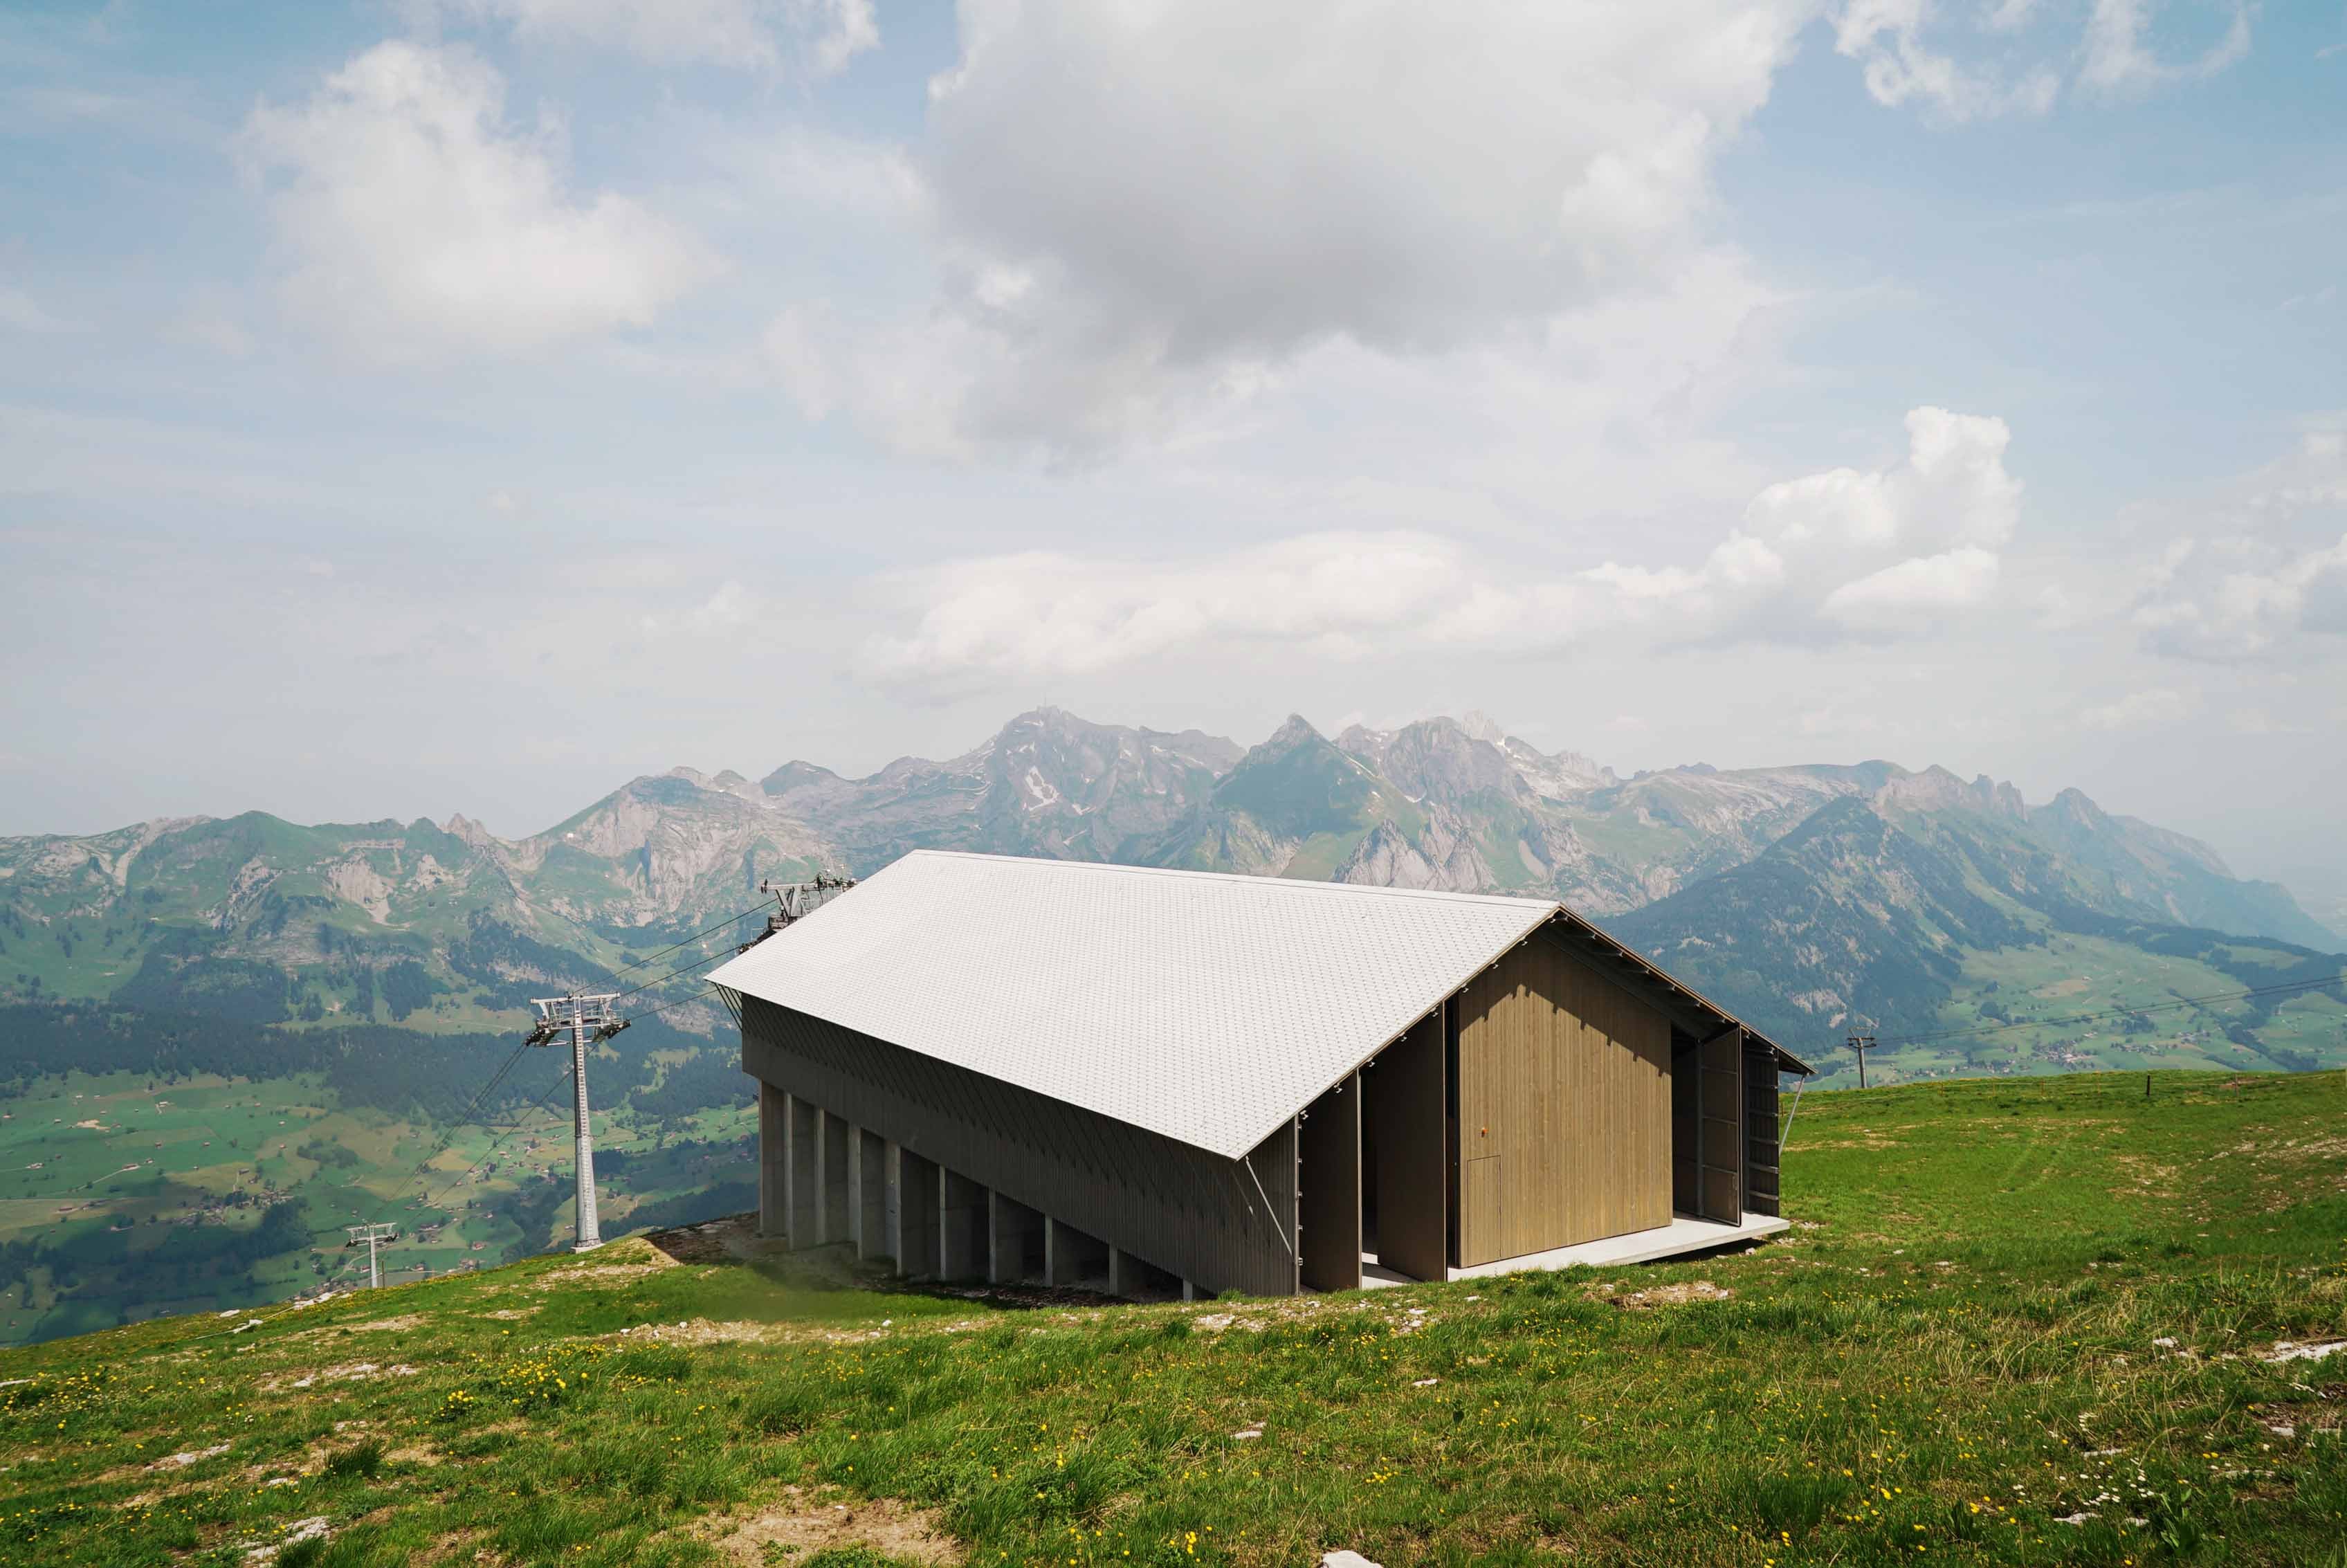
[617,988,729,1028]
[358,1037,534,1223]
[1875,969,2347,1048]
[405,1058,577,1221]
[604,942,742,1009]
[605,897,781,981]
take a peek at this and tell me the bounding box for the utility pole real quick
[345,1223,396,1289]
[1844,1032,1877,1089]
[527,994,629,1253]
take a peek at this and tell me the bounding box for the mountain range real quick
[1,706,2340,1077]
[4,706,2343,1345]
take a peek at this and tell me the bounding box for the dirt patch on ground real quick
[642,1213,760,1266]
[534,1261,673,1288]
[343,1314,430,1333]
[610,1318,776,1348]
[702,1485,961,1565]
[1607,1280,1733,1311]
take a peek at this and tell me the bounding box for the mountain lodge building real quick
[708,850,1811,1297]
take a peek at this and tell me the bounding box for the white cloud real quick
[778,0,1811,455]
[860,405,2026,690]
[241,41,716,361]
[2130,424,2347,660]
[1833,0,2249,120]
[1820,546,2002,627]
[2136,532,2347,660]
[165,295,253,357]
[2079,0,2251,94]
[0,281,74,334]
[1831,0,2061,120]
[2079,686,2193,729]
[419,0,877,74]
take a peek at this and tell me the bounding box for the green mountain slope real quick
[1609,796,2347,1084]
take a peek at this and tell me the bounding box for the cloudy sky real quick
[3,1,2344,897]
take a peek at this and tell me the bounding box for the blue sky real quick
[3,0,2344,904]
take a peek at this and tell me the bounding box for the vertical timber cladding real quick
[1695,1026,1746,1224]
[1297,1073,1361,1292]
[1742,1042,1782,1218]
[740,996,1299,1296]
[1453,924,1673,1268]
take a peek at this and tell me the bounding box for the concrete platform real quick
[1449,1211,1789,1279]
[1359,1210,1788,1288]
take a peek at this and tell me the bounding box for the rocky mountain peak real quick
[1261,713,1325,751]
[1876,765,2026,819]
[1336,716,1525,805]
[2038,785,2111,830]
[1495,735,1616,799]
[1459,710,1508,745]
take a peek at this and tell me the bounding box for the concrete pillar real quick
[883,1140,903,1268]
[757,1083,787,1240]
[787,1095,819,1247]
[857,1133,890,1262]
[988,1192,1043,1284]
[1045,1217,1106,1288]
[895,1149,939,1279]
[846,1124,865,1255]
[1045,1215,1073,1287]
[1182,1279,1197,1302]
[1107,1246,1127,1299]
[940,1169,986,1282]
[821,1111,850,1244]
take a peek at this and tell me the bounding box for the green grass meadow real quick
[1,1070,2342,1567]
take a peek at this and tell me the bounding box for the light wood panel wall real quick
[1454,927,1672,1267]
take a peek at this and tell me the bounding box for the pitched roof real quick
[709,850,1802,1162]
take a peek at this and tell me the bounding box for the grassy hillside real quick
[3,1070,2341,1567]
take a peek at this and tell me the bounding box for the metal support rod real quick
[1778,1075,1809,1151]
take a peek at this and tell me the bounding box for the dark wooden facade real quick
[740,996,1299,1297]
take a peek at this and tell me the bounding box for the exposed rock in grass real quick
[612,1317,772,1347]
[149,1442,230,1470]
[1321,1553,1384,1567]
[535,1261,669,1289]
[704,1485,959,1565]
[2258,1340,2344,1364]
[243,1515,329,1564]
[1609,1280,1732,1311]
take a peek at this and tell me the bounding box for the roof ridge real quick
[898,848,1561,913]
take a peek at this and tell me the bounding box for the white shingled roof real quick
[706,850,1556,1160]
